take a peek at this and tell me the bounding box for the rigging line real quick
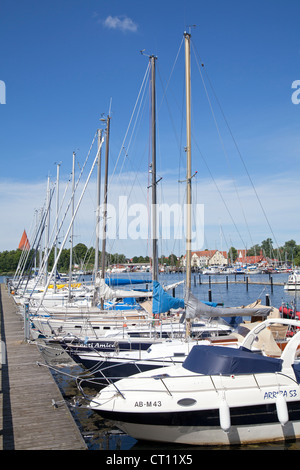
[193,136,247,250]
[35,132,99,288]
[156,44,185,163]
[191,41,254,250]
[158,37,184,112]
[108,66,154,254]
[106,77,151,254]
[38,138,97,282]
[117,68,150,181]
[193,46,281,255]
[108,62,151,190]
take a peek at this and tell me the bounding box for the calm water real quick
[4,272,300,451]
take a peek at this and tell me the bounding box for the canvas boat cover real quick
[95,278,151,300]
[182,344,282,376]
[184,291,273,319]
[152,280,185,314]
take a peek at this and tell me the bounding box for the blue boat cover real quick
[183,345,282,375]
[105,278,151,286]
[292,363,300,384]
[152,280,185,314]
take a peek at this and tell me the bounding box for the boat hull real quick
[95,401,300,445]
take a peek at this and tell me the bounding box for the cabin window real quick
[177,398,197,407]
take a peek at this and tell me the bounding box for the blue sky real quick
[1,0,300,258]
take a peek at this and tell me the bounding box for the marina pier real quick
[0,284,87,450]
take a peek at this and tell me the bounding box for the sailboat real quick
[61,33,277,389]
[20,121,188,345]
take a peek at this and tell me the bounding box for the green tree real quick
[228,247,238,262]
[261,238,273,258]
[247,244,261,257]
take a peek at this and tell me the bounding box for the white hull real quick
[284,271,300,290]
[114,420,300,446]
[284,284,300,291]
[88,319,300,446]
[32,313,231,340]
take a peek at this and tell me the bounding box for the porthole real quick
[177,398,197,407]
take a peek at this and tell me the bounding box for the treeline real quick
[228,239,300,265]
[1,238,300,275]
[0,243,128,274]
[131,254,179,266]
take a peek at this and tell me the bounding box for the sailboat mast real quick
[150,54,159,282]
[44,176,51,286]
[94,129,102,279]
[54,162,60,292]
[184,32,192,292]
[68,151,75,301]
[100,115,110,308]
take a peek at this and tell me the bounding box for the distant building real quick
[235,249,267,265]
[181,250,228,268]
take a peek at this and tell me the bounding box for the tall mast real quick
[150,54,159,282]
[68,151,75,301]
[44,176,51,286]
[93,128,102,307]
[100,115,110,308]
[54,162,60,292]
[94,128,102,279]
[184,32,192,293]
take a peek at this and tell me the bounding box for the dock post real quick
[246,276,248,291]
[208,289,212,302]
[24,302,30,341]
[226,276,228,289]
[270,276,273,293]
[266,294,270,306]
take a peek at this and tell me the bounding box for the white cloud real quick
[103,15,138,33]
[1,171,300,258]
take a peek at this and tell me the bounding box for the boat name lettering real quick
[83,343,114,349]
[263,390,297,399]
[134,401,162,407]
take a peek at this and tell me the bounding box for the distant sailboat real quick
[18,229,30,251]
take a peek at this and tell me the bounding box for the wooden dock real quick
[0,284,87,450]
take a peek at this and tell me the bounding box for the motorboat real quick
[284,271,300,291]
[87,318,300,446]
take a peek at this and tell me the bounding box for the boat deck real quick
[0,283,87,450]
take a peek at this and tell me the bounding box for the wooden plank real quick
[0,284,87,450]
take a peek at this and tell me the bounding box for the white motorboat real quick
[284,271,300,291]
[87,318,300,446]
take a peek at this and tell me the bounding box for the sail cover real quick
[105,278,151,286]
[152,281,185,314]
[185,290,272,319]
[96,278,152,300]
